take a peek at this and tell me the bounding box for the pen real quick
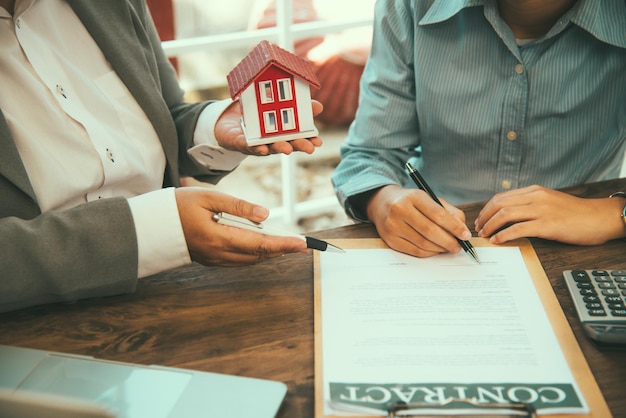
[404,162,480,263]
[212,212,345,253]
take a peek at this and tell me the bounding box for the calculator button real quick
[605,295,622,303]
[611,270,626,276]
[572,270,591,282]
[586,302,603,309]
[579,288,597,296]
[595,276,612,282]
[592,270,610,276]
[611,309,626,317]
[583,295,600,303]
[602,290,620,297]
[598,282,616,289]
[614,277,626,283]
[588,309,607,316]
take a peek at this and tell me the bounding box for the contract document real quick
[317,244,588,416]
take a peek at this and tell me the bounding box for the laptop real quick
[0,345,287,418]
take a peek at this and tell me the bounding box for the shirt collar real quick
[7,0,36,17]
[419,0,485,26]
[419,0,626,49]
[571,0,626,49]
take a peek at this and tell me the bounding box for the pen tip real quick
[327,244,345,253]
[463,245,480,264]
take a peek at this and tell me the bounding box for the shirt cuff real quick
[127,187,191,278]
[188,98,248,171]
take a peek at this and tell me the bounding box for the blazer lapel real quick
[66,0,180,180]
[0,113,37,202]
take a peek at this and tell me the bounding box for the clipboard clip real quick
[329,398,537,417]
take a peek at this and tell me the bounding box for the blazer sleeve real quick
[0,198,138,313]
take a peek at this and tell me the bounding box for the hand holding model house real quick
[227,40,322,147]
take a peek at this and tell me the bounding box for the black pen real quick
[212,212,345,253]
[405,162,480,263]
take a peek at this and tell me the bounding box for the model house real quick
[226,40,321,146]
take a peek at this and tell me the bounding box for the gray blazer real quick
[0,0,225,312]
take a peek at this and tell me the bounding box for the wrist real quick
[608,192,626,227]
[608,192,626,241]
[366,185,402,223]
[347,187,383,222]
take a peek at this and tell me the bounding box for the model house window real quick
[281,108,296,130]
[263,111,278,132]
[277,78,293,101]
[259,81,274,103]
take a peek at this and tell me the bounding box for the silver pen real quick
[212,212,345,253]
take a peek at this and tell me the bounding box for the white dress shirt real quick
[0,0,245,277]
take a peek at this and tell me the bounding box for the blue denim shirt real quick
[332,0,626,220]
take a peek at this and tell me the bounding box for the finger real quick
[247,145,271,155]
[477,186,544,220]
[192,223,308,267]
[307,136,323,147]
[264,141,294,154]
[438,197,470,236]
[478,202,536,239]
[216,227,308,258]
[417,194,471,243]
[399,222,453,256]
[282,138,316,154]
[311,100,323,116]
[264,137,322,155]
[378,220,448,258]
[395,196,464,254]
[487,221,532,244]
[476,189,532,231]
[200,191,270,223]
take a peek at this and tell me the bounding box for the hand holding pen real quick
[358,178,477,261]
[212,212,344,253]
[174,188,334,268]
[405,162,480,263]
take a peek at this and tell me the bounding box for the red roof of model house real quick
[227,40,321,99]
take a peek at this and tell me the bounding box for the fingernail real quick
[253,206,269,219]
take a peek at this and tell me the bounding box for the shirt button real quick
[506,131,517,141]
[501,180,512,190]
[15,18,21,28]
[515,64,524,74]
[56,84,67,99]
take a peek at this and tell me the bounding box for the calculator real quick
[562,270,626,344]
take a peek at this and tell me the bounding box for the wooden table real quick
[1,178,626,417]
